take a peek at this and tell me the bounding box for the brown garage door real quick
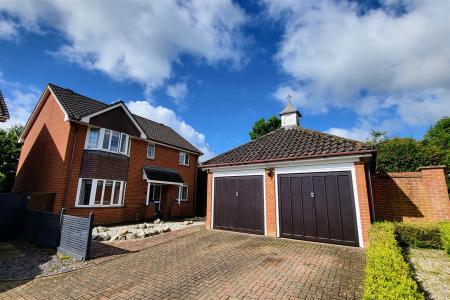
[278,172,359,246]
[213,176,264,235]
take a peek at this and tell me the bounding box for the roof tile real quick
[48,83,201,154]
[202,126,374,166]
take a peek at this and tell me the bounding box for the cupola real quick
[279,98,301,127]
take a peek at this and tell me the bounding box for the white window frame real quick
[146,183,162,205]
[75,178,126,207]
[147,143,155,160]
[84,127,130,156]
[179,151,189,166]
[177,185,188,203]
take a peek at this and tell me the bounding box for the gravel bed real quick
[93,217,204,242]
[0,240,88,280]
[409,248,450,300]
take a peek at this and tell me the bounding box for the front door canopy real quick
[143,166,184,185]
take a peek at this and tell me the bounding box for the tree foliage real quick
[374,137,446,174]
[0,125,23,192]
[249,116,281,140]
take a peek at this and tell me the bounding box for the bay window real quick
[76,178,126,207]
[85,127,129,155]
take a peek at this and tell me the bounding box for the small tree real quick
[249,116,281,140]
[0,125,23,192]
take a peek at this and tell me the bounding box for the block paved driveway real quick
[0,227,365,299]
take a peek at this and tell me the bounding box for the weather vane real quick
[286,94,293,102]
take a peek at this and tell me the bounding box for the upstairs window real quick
[147,143,155,159]
[86,128,100,149]
[179,151,189,166]
[85,127,129,155]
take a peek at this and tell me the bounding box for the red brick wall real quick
[265,169,277,237]
[62,126,198,224]
[14,93,72,210]
[354,162,371,247]
[372,166,450,222]
[205,172,212,229]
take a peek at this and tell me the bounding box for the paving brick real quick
[0,228,364,299]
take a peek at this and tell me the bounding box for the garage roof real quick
[202,126,375,167]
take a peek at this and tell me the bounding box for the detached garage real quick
[202,101,376,248]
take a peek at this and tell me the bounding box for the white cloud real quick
[266,0,450,136]
[0,0,247,92]
[0,18,18,40]
[0,75,40,129]
[326,127,371,142]
[166,82,188,109]
[127,100,214,161]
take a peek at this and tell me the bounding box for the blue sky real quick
[1,0,449,160]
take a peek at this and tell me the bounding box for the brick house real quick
[0,90,9,122]
[202,101,376,248]
[14,83,202,224]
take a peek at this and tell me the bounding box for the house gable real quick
[80,102,147,139]
[88,106,142,137]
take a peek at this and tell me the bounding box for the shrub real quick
[440,222,450,256]
[363,222,424,300]
[395,222,443,249]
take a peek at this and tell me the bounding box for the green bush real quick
[440,222,450,255]
[363,222,424,300]
[395,222,443,249]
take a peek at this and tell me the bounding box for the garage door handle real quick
[310,192,315,198]
[236,192,239,197]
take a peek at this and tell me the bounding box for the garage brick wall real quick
[205,172,213,229]
[265,169,277,237]
[354,162,371,246]
[372,166,450,222]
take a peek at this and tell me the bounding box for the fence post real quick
[85,212,95,260]
[59,208,65,226]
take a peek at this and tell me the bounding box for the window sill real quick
[178,163,189,167]
[75,205,125,208]
[147,157,155,160]
[84,148,129,157]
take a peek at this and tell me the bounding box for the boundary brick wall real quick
[372,166,450,222]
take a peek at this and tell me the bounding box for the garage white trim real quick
[212,169,267,235]
[274,161,364,248]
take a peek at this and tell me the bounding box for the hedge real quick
[363,222,424,300]
[440,222,450,255]
[395,222,442,249]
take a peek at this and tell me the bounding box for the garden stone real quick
[102,235,111,241]
[145,224,154,229]
[125,233,137,240]
[133,224,140,229]
[154,219,161,224]
[138,224,146,229]
[163,227,171,233]
[136,231,146,238]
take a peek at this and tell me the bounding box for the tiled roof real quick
[0,90,10,122]
[48,84,201,154]
[202,126,374,167]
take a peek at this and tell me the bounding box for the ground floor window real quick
[146,184,161,205]
[76,178,126,207]
[177,185,188,203]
